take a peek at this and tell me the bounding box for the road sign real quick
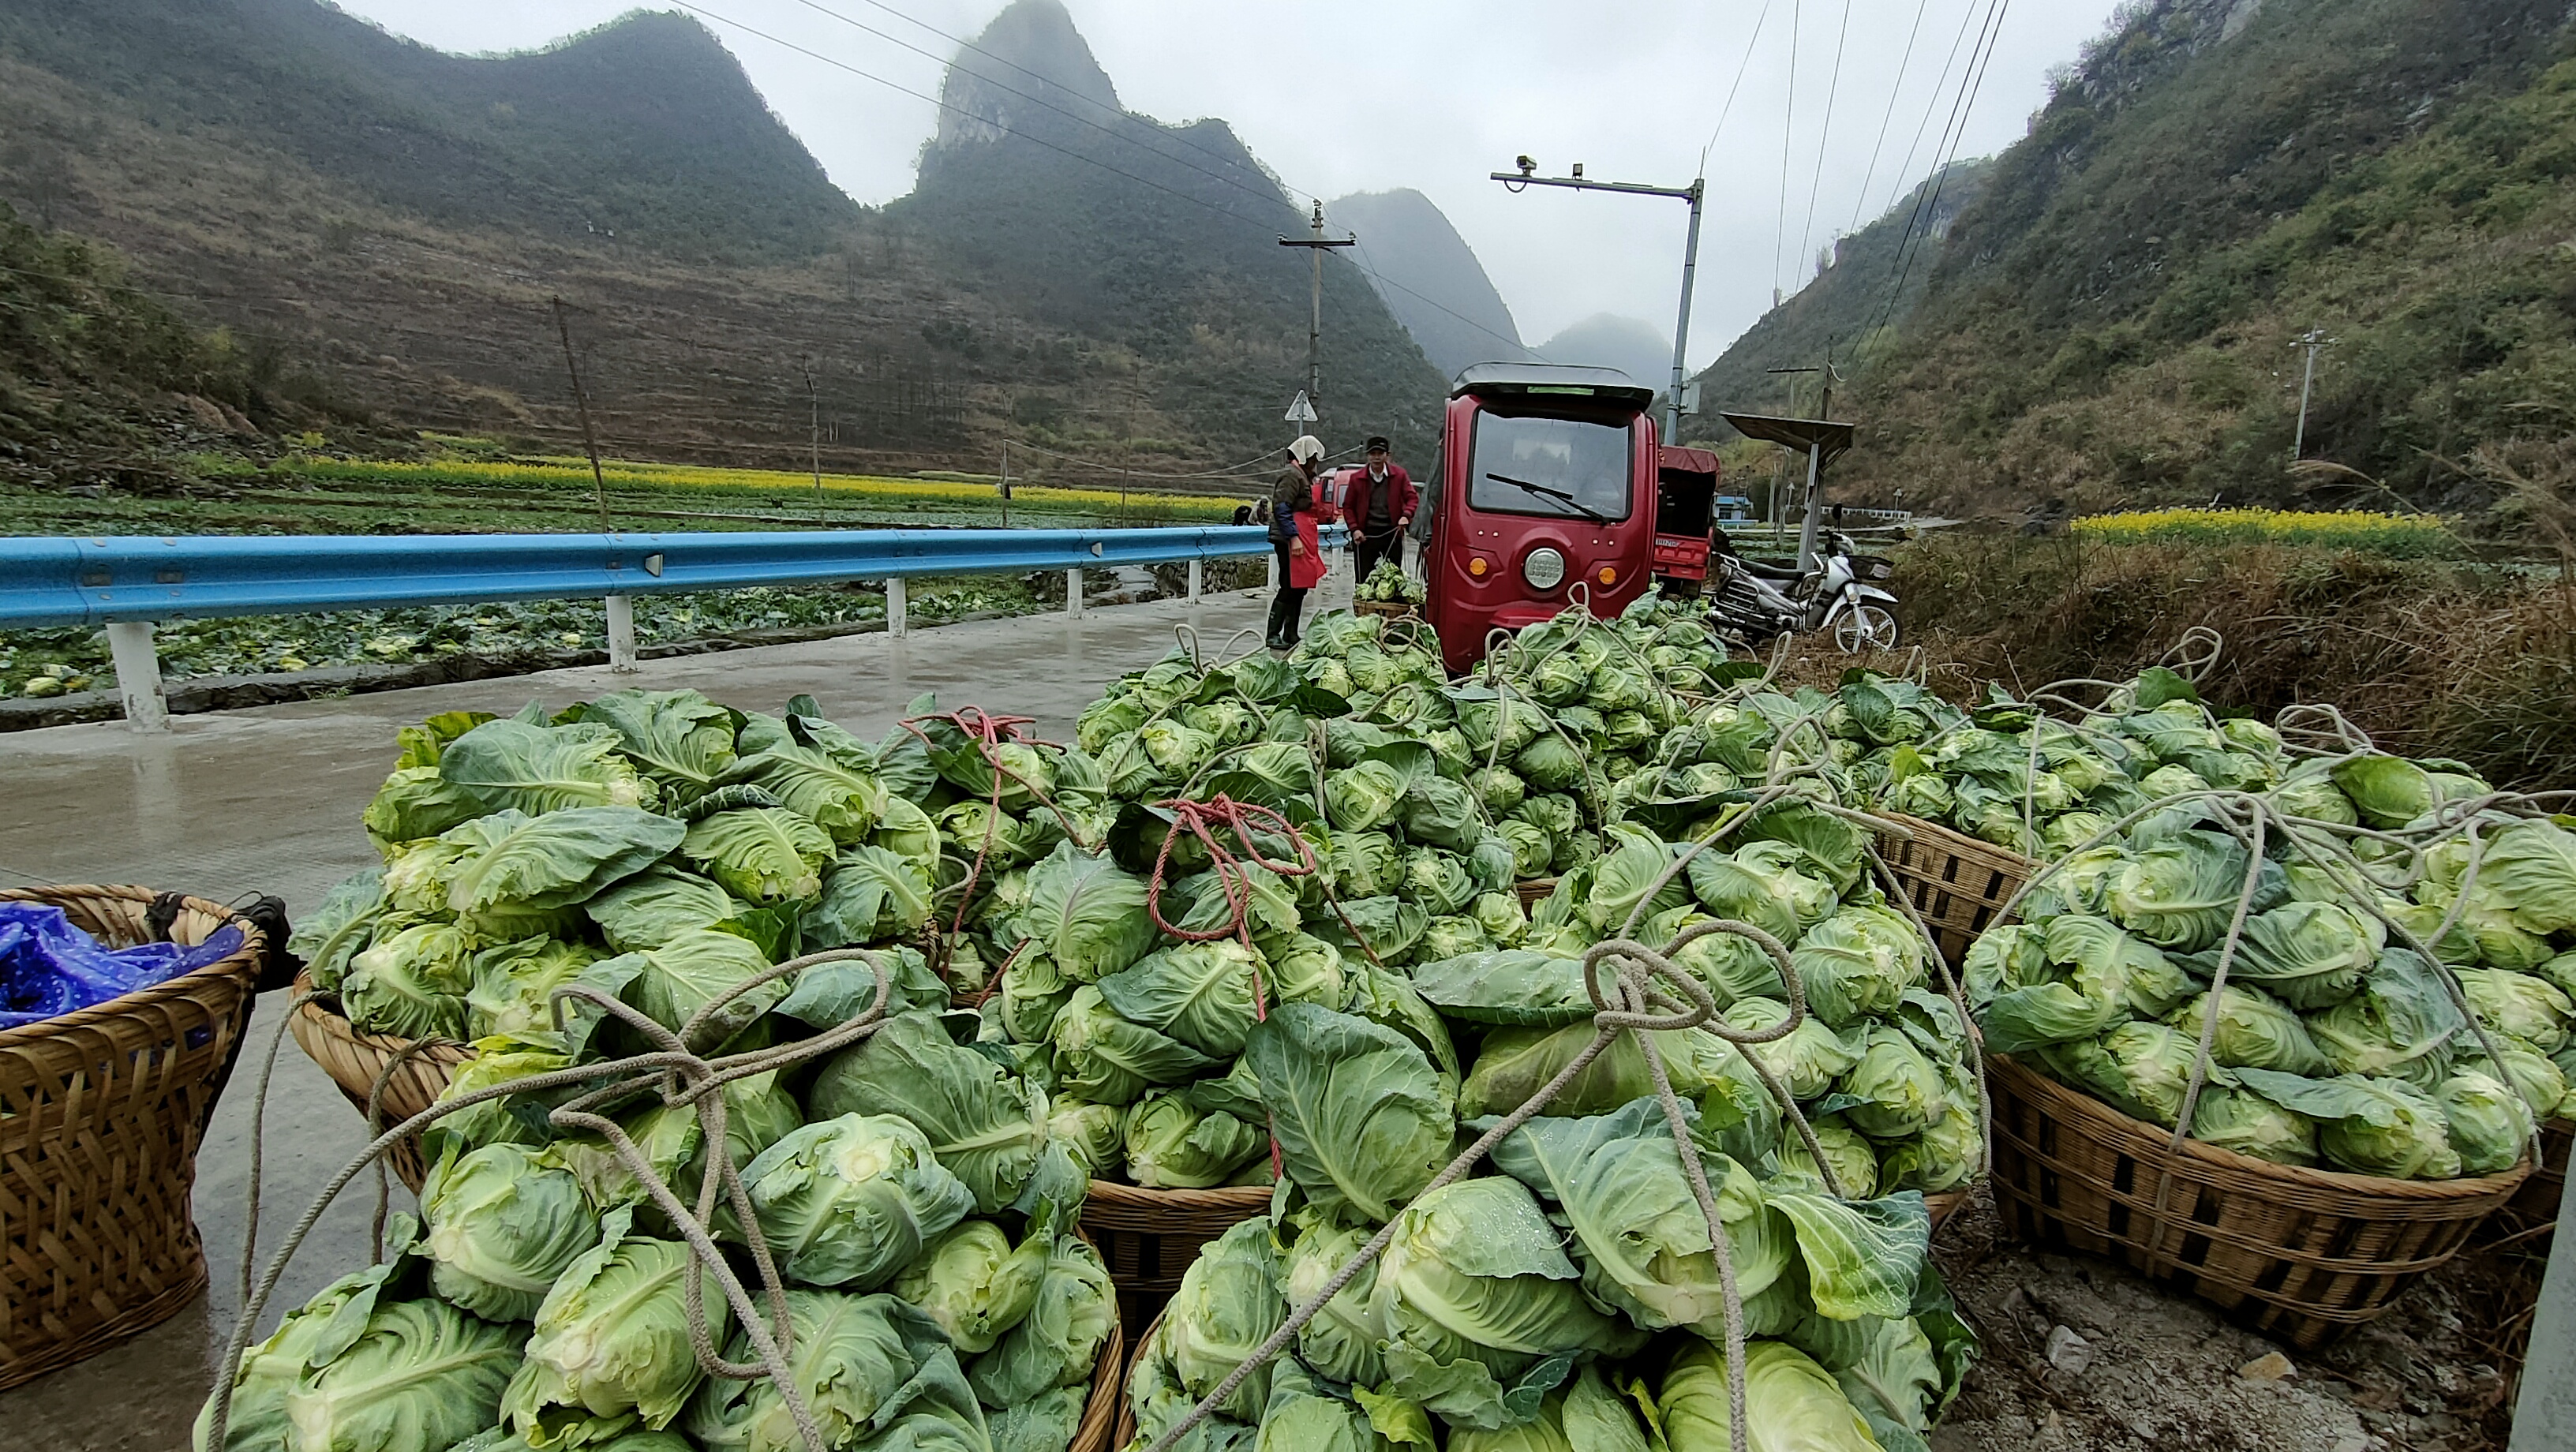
[1285,391,1318,423]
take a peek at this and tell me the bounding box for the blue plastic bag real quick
[0,904,245,1030]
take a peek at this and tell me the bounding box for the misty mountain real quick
[893,0,1442,461]
[1328,188,1529,380]
[1533,314,1672,391]
[0,0,1447,474]
[0,0,856,260]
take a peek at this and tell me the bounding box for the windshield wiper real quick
[1485,472,1612,526]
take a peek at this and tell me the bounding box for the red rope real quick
[895,706,1088,985]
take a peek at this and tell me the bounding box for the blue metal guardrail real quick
[0,525,1339,630]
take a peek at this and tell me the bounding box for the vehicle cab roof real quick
[1449,362,1655,408]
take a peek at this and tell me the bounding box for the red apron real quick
[1288,480,1332,589]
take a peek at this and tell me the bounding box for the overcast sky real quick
[335,0,2129,365]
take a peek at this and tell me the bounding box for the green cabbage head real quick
[730,1113,976,1290]
[419,1143,600,1323]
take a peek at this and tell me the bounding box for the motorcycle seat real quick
[1737,558,1807,582]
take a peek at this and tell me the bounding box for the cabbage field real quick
[193,585,2576,1452]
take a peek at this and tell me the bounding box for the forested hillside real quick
[1682,164,1988,436]
[0,0,1441,486]
[1822,0,2575,519]
[0,0,856,260]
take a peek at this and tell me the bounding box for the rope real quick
[1141,914,1832,1452]
[208,947,904,1452]
[237,989,322,1305]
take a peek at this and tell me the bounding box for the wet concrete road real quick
[0,581,1328,1448]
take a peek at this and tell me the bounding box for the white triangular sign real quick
[1284,391,1318,423]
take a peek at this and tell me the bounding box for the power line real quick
[676,1,1529,361]
[1775,0,1802,301]
[1848,0,1934,234]
[825,0,1322,205]
[1878,0,1987,222]
[1697,0,1780,175]
[784,0,1305,220]
[1795,0,1856,287]
[1872,0,2012,339]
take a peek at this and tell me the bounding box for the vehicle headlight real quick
[1522,547,1567,591]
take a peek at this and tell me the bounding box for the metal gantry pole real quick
[1666,182,1705,440]
[1492,163,1709,433]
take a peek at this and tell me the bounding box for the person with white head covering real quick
[1267,434,1335,649]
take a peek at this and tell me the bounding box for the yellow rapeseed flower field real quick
[2072,507,2454,556]
[263,456,1243,518]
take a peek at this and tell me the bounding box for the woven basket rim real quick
[1871,811,2043,875]
[1085,1178,1275,1211]
[1990,1051,2533,1202]
[1115,1308,1163,1451]
[0,884,265,1050]
[289,969,479,1066]
[1070,1277,1127,1452]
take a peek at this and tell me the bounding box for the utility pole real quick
[1494,159,1706,440]
[799,357,822,518]
[552,297,611,532]
[1277,200,1356,418]
[2291,328,2334,460]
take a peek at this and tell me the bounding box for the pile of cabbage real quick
[287,690,975,1047]
[1477,598,1752,832]
[987,628,1526,1191]
[1462,803,1986,1202]
[1809,668,2300,860]
[226,690,1132,1452]
[1354,563,1426,607]
[200,991,1121,1452]
[1968,750,2576,1180]
[1118,815,1979,1452]
[983,607,1757,1190]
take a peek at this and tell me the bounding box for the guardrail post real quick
[886,576,908,638]
[1065,569,1084,619]
[1266,549,1279,591]
[105,621,167,731]
[1187,559,1202,603]
[605,595,638,672]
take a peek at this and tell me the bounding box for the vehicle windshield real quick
[1466,411,1634,522]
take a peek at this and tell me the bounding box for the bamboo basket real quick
[1082,1180,1272,1334]
[1113,1310,1162,1452]
[1870,813,2039,970]
[1986,1052,2527,1350]
[286,971,474,1193]
[2486,1117,2571,1243]
[1353,599,1419,622]
[1,886,267,1390]
[1514,877,1557,908]
[1067,1277,1126,1452]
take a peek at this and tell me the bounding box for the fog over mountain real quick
[1328,188,1529,380]
[1533,314,1674,392]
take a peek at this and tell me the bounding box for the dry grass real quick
[1805,530,2576,788]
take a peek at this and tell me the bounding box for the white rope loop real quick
[210,947,901,1452]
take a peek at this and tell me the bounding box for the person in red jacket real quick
[1267,435,1337,649]
[1339,435,1417,581]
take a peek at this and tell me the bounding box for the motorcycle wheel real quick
[1833,603,1901,653]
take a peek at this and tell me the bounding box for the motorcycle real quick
[1704,530,1901,653]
